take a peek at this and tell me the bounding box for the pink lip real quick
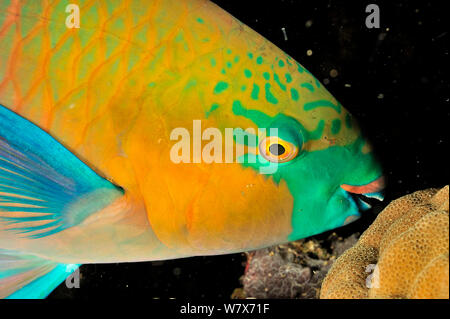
[341,176,386,194]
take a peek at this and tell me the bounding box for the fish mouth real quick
[340,176,386,210]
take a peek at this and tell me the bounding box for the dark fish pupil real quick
[269,143,285,156]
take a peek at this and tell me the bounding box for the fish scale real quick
[0,0,384,298]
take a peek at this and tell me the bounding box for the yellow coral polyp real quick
[320,186,449,299]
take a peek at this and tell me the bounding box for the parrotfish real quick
[0,0,384,298]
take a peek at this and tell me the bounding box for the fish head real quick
[142,50,385,253]
[124,4,385,252]
[232,101,385,241]
[223,50,385,242]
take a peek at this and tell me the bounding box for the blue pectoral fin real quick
[0,249,80,299]
[0,103,124,238]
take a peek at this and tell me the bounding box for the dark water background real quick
[50,0,449,299]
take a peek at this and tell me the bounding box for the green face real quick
[231,100,384,240]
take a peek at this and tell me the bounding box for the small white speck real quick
[281,27,288,41]
[306,49,313,56]
[377,93,384,99]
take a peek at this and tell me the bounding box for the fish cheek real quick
[276,153,344,240]
[185,164,293,253]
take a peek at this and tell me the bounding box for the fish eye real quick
[259,136,299,163]
[269,143,285,156]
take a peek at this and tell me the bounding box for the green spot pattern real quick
[251,84,260,100]
[213,81,229,94]
[331,119,341,134]
[304,100,341,113]
[264,83,278,104]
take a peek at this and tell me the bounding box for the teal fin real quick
[0,103,124,238]
[0,249,80,299]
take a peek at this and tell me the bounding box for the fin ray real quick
[0,249,79,299]
[0,103,124,238]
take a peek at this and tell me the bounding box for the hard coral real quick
[320,186,449,299]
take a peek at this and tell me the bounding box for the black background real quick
[50,0,448,299]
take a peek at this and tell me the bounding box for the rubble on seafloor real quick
[231,232,360,299]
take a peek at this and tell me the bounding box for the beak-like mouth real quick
[341,176,386,210]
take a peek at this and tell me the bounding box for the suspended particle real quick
[329,69,338,78]
[281,27,288,41]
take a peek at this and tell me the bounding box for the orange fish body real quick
[0,0,384,298]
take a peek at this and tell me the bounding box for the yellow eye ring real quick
[259,136,299,163]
